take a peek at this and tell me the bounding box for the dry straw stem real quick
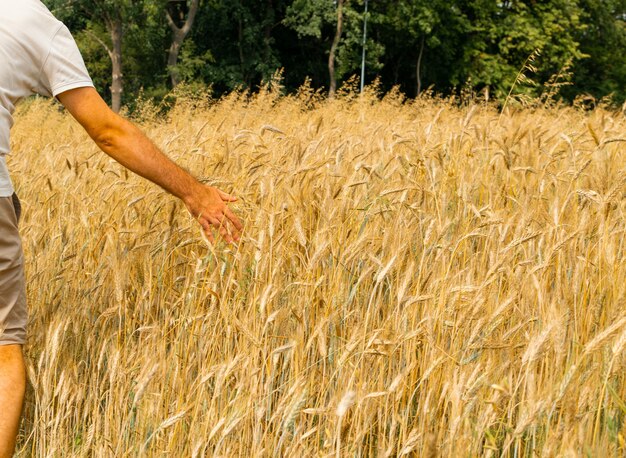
[8,85,626,456]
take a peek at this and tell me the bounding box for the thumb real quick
[217,189,237,202]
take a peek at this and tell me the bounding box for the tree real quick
[43,0,626,106]
[335,1,385,91]
[379,0,452,95]
[285,0,382,96]
[106,9,124,112]
[458,0,585,101]
[285,0,338,94]
[165,0,200,87]
[568,0,626,104]
[328,0,345,96]
[182,0,283,92]
[45,0,145,112]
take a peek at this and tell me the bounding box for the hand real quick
[184,185,243,244]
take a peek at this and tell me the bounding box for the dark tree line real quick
[45,0,626,111]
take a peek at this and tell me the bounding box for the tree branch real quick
[85,29,113,60]
[181,0,200,36]
[165,8,178,32]
[166,0,200,36]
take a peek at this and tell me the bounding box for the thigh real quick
[0,195,27,346]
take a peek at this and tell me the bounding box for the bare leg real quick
[0,345,25,458]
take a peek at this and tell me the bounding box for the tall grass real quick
[9,85,626,456]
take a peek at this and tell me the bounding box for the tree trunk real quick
[264,0,274,60]
[266,0,273,33]
[107,16,124,113]
[167,33,184,87]
[166,0,200,88]
[238,15,245,83]
[416,35,425,97]
[328,0,345,98]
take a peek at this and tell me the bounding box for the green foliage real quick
[74,24,112,96]
[337,2,385,78]
[377,0,469,94]
[42,0,626,106]
[566,0,626,103]
[458,0,586,100]
[284,0,336,39]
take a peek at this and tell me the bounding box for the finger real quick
[218,224,234,244]
[208,215,234,244]
[221,214,241,243]
[230,225,241,242]
[224,207,243,233]
[215,217,234,244]
[199,219,215,244]
[217,189,237,202]
[199,218,211,233]
[207,214,224,229]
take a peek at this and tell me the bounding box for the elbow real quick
[95,130,115,150]
[92,117,128,151]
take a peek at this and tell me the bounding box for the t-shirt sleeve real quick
[39,24,94,97]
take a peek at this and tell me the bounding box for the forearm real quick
[95,117,200,203]
[57,87,243,243]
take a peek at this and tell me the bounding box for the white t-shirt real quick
[0,0,94,197]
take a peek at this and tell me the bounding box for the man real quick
[0,1,242,455]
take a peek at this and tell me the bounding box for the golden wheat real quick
[7,85,626,456]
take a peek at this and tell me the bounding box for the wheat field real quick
[8,86,626,456]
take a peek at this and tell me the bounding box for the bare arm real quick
[56,87,242,243]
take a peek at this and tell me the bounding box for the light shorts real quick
[0,193,26,346]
